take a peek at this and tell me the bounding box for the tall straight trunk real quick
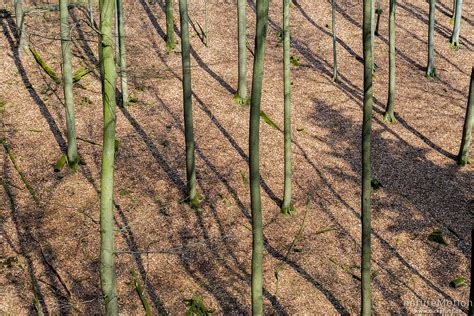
[450,0,462,47]
[179,0,198,207]
[426,0,436,78]
[99,0,118,313]
[331,0,337,81]
[88,0,94,25]
[362,0,374,310]
[60,0,79,169]
[235,0,248,104]
[384,0,396,123]
[249,0,269,313]
[281,0,293,214]
[375,0,381,35]
[165,0,176,51]
[457,67,473,166]
[14,0,26,49]
[371,0,375,69]
[115,0,129,106]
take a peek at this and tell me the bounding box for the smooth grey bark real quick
[457,67,473,166]
[60,0,79,169]
[426,0,436,78]
[362,0,374,311]
[179,0,199,207]
[99,0,118,313]
[450,0,462,47]
[384,0,396,123]
[281,0,293,214]
[165,0,176,51]
[235,0,248,104]
[14,0,27,49]
[115,0,129,106]
[331,0,337,81]
[249,0,269,313]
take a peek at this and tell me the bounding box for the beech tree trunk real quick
[249,0,269,313]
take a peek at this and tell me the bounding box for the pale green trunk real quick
[236,0,248,103]
[14,0,26,49]
[457,67,473,166]
[384,0,396,123]
[249,0,269,314]
[60,0,79,169]
[450,0,462,47]
[179,0,198,207]
[99,0,118,313]
[331,0,337,81]
[426,0,436,78]
[166,0,176,51]
[371,0,375,69]
[281,0,292,214]
[362,0,374,310]
[115,0,129,106]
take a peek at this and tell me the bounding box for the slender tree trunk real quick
[99,0,118,313]
[457,67,473,166]
[115,0,129,106]
[426,0,436,78]
[450,0,462,47]
[204,0,208,46]
[14,0,26,50]
[371,0,375,69]
[165,0,176,51]
[331,0,337,81]
[384,0,396,123]
[375,0,381,35]
[166,0,176,52]
[249,0,269,313]
[281,0,293,214]
[60,0,79,170]
[179,0,199,207]
[451,0,456,22]
[362,0,374,310]
[235,0,248,104]
[88,0,94,25]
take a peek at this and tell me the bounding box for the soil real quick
[0,0,473,314]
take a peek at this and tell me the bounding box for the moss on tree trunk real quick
[362,0,374,310]
[457,67,473,166]
[249,0,269,313]
[60,0,79,170]
[179,0,199,207]
[99,0,119,313]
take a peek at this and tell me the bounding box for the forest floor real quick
[0,0,473,314]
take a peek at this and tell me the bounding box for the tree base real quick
[383,111,397,124]
[281,203,295,215]
[457,155,471,166]
[187,193,202,209]
[54,153,81,172]
[166,40,177,53]
[233,93,250,106]
[425,67,437,79]
[449,40,461,50]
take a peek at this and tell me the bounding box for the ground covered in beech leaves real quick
[0,0,473,314]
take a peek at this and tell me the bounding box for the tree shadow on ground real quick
[307,98,470,312]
